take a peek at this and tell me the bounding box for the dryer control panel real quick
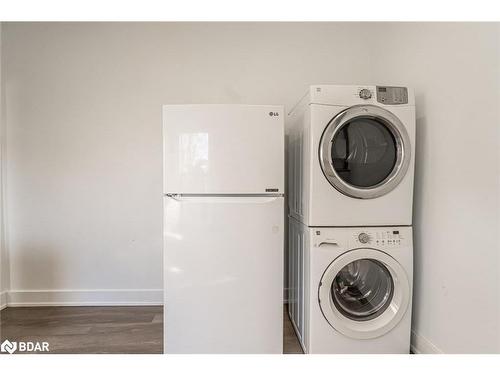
[376,86,408,105]
[353,229,406,248]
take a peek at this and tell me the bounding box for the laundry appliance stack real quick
[287,85,416,353]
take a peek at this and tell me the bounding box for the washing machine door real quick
[319,105,411,199]
[318,248,410,339]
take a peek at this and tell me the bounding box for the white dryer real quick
[288,217,413,353]
[287,85,415,226]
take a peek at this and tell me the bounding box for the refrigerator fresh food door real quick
[163,105,284,194]
[164,195,284,353]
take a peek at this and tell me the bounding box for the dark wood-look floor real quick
[283,308,304,354]
[0,306,303,354]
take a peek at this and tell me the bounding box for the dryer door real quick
[319,105,411,199]
[318,248,410,339]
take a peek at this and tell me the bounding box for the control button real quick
[359,89,372,99]
[358,232,370,244]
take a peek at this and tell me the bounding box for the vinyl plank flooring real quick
[283,308,304,354]
[0,305,302,354]
[0,306,163,354]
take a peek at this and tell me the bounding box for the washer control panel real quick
[354,230,405,247]
[376,86,408,105]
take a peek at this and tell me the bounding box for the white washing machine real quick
[287,85,415,226]
[288,217,413,354]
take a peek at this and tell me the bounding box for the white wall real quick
[0,22,10,310]
[1,22,373,306]
[370,23,500,353]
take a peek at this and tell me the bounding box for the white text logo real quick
[1,339,49,354]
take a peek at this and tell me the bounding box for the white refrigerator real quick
[163,105,284,353]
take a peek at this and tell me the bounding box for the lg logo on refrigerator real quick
[268,111,279,117]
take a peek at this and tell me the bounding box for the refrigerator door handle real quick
[165,193,182,200]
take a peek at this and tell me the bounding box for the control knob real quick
[359,89,372,99]
[358,232,370,244]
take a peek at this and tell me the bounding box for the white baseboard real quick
[0,291,7,310]
[411,330,443,354]
[5,288,287,307]
[6,289,163,307]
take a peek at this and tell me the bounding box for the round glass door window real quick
[319,105,411,199]
[331,259,394,321]
[331,118,397,188]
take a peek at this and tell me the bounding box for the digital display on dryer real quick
[376,86,408,104]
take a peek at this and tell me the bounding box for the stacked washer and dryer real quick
[287,85,416,353]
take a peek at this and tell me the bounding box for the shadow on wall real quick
[410,92,427,337]
[284,132,289,302]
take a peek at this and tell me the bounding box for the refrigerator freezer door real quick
[164,196,284,353]
[163,105,284,194]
